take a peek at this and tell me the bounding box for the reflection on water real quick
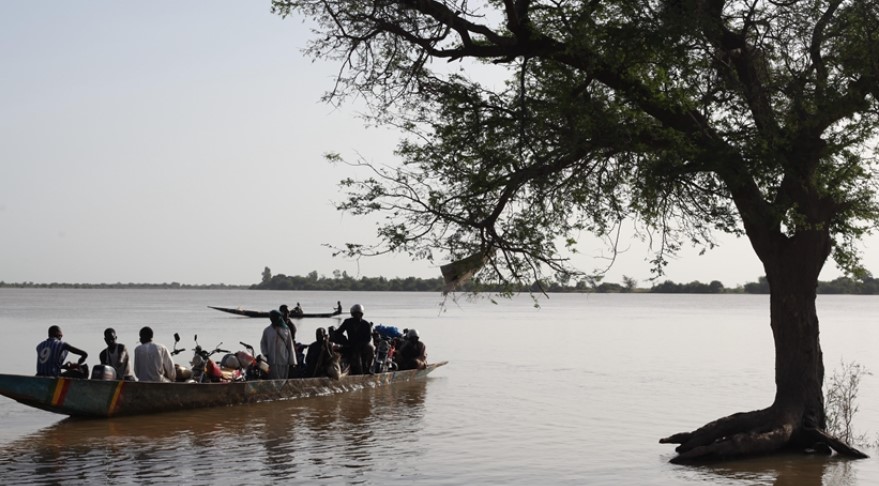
[0,381,428,484]
[673,453,859,486]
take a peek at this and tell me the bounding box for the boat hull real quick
[207,306,342,318]
[0,362,446,418]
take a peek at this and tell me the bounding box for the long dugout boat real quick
[207,306,343,318]
[0,362,446,418]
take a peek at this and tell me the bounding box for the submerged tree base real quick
[660,407,869,464]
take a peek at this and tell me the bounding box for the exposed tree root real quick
[660,408,869,464]
[800,428,869,459]
[667,423,793,464]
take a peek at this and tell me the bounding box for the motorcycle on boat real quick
[172,334,268,383]
[191,335,240,383]
[233,341,271,380]
[169,332,194,381]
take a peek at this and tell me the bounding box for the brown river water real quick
[0,289,878,485]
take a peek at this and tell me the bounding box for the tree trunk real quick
[659,229,868,463]
[766,229,826,433]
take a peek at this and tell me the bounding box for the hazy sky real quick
[2,2,876,287]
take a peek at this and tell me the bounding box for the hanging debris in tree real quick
[440,249,493,293]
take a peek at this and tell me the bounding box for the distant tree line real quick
[253,268,447,292]
[5,270,879,294]
[253,268,879,294]
[0,282,248,290]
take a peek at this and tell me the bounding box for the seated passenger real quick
[396,329,427,371]
[306,327,343,379]
[100,327,136,381]
[134,326,176,382]
[36,325,89,378]
[327,325,348,346]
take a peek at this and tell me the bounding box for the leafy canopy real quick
[274,0,879,287]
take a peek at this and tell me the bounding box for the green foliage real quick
[743,276,771,294]
[818,276,879,294]
[649,280,725,294]
[276,0,879,293]
[250,270,501,292]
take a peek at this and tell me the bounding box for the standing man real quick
[338,304,375,375]
[134,326,176,382]
[279,304,298,343]
[36,325,88,378]
[100,328,136,381]
[261,309,296,380]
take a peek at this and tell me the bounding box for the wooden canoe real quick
[0,362,446,418]
[207,306,343,319]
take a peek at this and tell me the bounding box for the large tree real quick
[273,0,879,462]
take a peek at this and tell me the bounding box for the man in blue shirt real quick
[36,325,88,378]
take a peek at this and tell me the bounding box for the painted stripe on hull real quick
[51,378,70,407]
[108,380,125,416]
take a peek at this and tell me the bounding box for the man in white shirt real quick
[134,326,176,382]
[260,310,295,380]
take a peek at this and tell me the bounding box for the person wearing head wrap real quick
[260,309,296,379]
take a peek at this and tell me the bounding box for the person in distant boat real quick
[335,301,342,313]
[36,325,88,378]
[134,326,176,382]
[338,304,375,375]
[261,309,296,379]
[293,302,303,316]
[100,327,135,381]
[396,328,427,371]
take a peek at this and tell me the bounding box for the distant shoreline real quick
[3,273,879,295]
[0,283,249,290]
